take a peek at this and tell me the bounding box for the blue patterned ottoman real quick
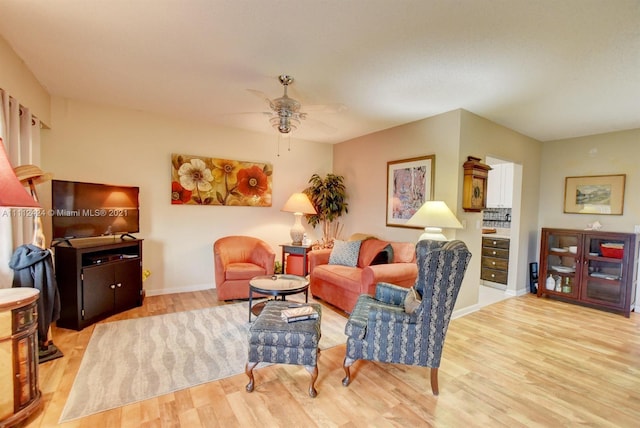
[245,300,322,397]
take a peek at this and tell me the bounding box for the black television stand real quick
[54,238,143,330]
[51,238,74,247]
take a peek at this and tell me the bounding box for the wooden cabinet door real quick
[487,163,514,208]
[539,229,580,298]
[486,164,502,208]
[82,264,116,322]
[114,259,141,313]
[580,234,628,310]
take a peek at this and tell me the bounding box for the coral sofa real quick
[309,238,418,313]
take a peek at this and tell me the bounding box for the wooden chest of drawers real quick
[0,288,42,427]
[481,237,510,285]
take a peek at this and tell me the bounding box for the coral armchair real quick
[213,236,275,301]
[342,239,471,395]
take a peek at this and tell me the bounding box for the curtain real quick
[0,88,41,287]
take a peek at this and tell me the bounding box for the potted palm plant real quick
[303,173,349,247]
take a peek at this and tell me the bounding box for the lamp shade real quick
[281,193,316,245]
[0,138,41,208]
[405,201,462,241]
[281,193,317,214]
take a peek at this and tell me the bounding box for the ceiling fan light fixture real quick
[270,114,299,134]
[265,75,306,134]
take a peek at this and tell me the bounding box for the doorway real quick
[480,156,523,299]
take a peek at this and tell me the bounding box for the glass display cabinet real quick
[539,228,638,317]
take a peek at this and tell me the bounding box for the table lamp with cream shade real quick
[281,192,317,245]
[405,200,463,241]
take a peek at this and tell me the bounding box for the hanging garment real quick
[9,244,61,342]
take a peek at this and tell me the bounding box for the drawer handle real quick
[491,274,495,277]
[110,284,116,289]
[492,251,496,255]
[493,241,497,245]
[492,262,496,265]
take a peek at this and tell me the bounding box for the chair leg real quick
[430,367,439,395]
[305,365,318,398]
[342,356,355,386]
[245,361,258,392]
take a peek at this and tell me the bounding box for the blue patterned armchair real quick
[342,239,471,395]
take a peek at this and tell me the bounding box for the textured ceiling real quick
[0,0,638,144]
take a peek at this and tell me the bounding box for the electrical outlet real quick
[634,225,640,233]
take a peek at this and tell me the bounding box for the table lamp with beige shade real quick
[405,200,463,241]
[281,192,317,245]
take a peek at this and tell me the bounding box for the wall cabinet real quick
[486,163,513,208]
[481,237,510,285]
[462,156,491,212]
[54,239,143,330]
[538,228,638,317]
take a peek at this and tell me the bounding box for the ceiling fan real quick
[248,75,344,135]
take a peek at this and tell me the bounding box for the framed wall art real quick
[171,153,272,206]
[386,155,435,228]
[563,174,625,215]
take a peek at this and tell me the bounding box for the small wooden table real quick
[248,274,309,322]
[280,243,313,276]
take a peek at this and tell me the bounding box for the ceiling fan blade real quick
[301,103,347,113]
[219,110,272,116]
[246,89,273,107]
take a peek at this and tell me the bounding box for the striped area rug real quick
[59,301,346,423]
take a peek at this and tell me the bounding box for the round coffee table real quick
[248,274,309,322]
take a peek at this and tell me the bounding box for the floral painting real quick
[171,154,272,206]
[386,155,435,228]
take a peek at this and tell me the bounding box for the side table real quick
[0,288,42,427]
[280,243,313,276]
[248,274,309,322]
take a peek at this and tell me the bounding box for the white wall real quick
[41,97,333,296]
[458,111,543,299]
[539,129,640,233]
[0,36,50,125]
[333,109,544,312]
[333,109,462,242]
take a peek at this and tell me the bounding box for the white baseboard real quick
[452,304,481,319]
[145,283,214,297]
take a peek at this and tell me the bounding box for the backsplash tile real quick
[483,207,512,228]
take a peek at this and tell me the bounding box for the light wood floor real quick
[20,291,640,427]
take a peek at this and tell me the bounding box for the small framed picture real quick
[386,155,435,228]
[563,174,626,215]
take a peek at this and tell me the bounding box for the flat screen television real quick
[51,180,140,241]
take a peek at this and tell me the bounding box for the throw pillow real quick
[328,239,362,267]
[404,287,422,314]
[357,238,391,267]
[370,244,394,265]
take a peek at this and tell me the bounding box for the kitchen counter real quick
[482,228,511,239]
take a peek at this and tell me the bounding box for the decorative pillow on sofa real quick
[357,238,392,267]
[404,287,422,314]
[370,244,394,265]
[329,240,362,267]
